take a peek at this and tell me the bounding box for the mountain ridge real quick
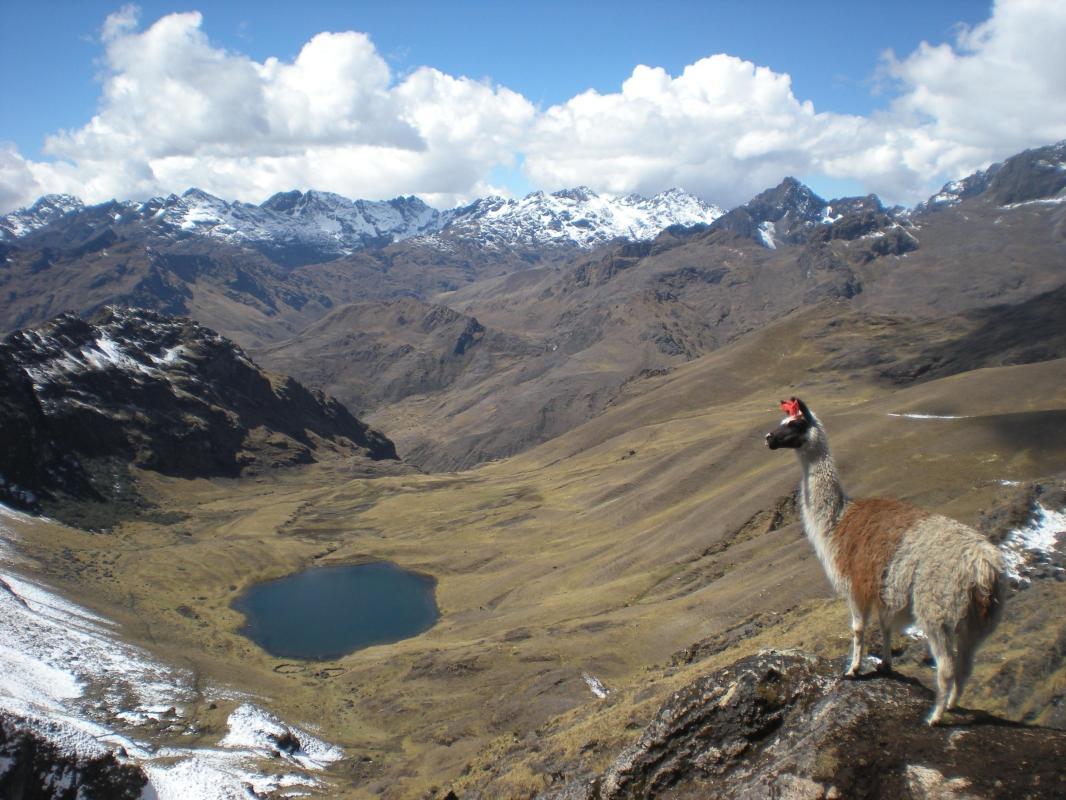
[1,184,724,265]
[0,306,400,526]
[7,139,1062,263]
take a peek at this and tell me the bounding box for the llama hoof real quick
[926,710,944,726]
[843,668,860,680]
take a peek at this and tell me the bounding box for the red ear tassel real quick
[780,398,802,418]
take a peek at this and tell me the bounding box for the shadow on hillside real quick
[882,284,1066,385]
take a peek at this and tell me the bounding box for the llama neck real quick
[796,436,847,544]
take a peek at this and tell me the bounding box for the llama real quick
[765,397,1004,724]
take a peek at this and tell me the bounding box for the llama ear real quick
[780,398,803,419]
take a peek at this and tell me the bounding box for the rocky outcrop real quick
[914,140,1065,213]
[708,178,831,248]
[0,713,147,800]
[0,306,399,521]
[983,140,1066,206]
[539,651,1066,800]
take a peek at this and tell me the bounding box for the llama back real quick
[886,514,1005,635]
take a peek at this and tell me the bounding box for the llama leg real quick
[845,604,867,678]
[948,625,979,711]
[950,674,967,712]
[877,610,893,673]
[926,628,956,726]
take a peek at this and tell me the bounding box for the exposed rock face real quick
[0,345,99,509]
[540,652,1066,800]
[0,306,398,517]
[983,140,1066,206]
[0,712,147,800]
[709,177,835,248]
[914,140,1066,213]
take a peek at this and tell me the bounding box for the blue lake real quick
[232,562,439,660]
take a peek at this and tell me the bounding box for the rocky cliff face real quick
[538,651,1066,800]
[0,306,398,523]
[914,140,1066,214]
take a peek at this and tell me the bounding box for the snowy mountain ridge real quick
[0,185,723,260]
[433,186,724,250]
[0,194,85,239]
[0,306,398,515]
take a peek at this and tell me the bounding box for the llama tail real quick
[969,551,1005,635]
[954,551,1005,701]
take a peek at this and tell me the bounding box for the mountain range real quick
[0,184,723,267]
[1,142,1064,471]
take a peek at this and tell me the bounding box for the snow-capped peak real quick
[433,186,723,250]
[0,194,85,239]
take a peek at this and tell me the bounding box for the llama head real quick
[765,397,817,450]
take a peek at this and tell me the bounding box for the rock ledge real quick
[541,651,1066,799]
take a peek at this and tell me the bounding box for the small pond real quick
[232,562,439,660]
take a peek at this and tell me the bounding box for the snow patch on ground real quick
[757,221,777,249]
[999,502,1066,583]
[582,672,610,700]
[221,704,342,770]
[902,625,926,640]
[1001,195,1066,210]
[887,412,969,420]
[0,505,342,799]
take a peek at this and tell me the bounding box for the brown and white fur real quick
[765,397,1004,724]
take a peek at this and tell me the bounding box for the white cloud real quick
[4,8,535,211]
[100,3,140,42]
[526,0,1066,207]
[524,56,827,207]
[878,0,1066,178]
[1,0,1064,214]
[0,144,45,213]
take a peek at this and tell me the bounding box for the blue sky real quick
[2,0,989,150]
[1,1,1064,212]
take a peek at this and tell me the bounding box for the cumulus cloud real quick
[526,0,1066,207]
[6,7,534,211]
[876,0,1066,182]
[525,56,828,207]
[1,0,1064,213]
[0,144,45,213]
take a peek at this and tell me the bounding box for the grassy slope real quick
[5,301,1065,798]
